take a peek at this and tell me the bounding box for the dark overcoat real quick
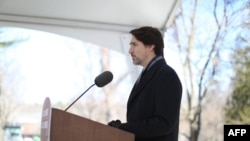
[119,58,182,141]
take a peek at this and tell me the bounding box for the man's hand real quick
[108,120,121,128]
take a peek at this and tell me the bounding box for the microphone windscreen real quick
[94,71,113,87]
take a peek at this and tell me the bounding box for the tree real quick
[166,0,249,140]
[0,28,25,48]
[225,29,250,124]
[0,27,26,139]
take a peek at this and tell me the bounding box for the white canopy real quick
[0,0,179,53]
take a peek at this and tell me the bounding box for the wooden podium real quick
[40,97,134,141]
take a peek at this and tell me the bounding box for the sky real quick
[0,27,136,104]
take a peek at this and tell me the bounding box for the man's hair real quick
[130,26,164,56]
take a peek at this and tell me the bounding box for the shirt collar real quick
[144,56,164,72]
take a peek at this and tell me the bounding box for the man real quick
[109,26,182,141]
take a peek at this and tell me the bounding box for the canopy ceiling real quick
[0,0,179,54]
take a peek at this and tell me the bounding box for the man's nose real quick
[128,47,133,54]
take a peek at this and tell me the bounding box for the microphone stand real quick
[64,84,96,112]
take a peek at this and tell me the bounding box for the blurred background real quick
[0,0,249,141]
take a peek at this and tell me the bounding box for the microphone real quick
[95,71,113,87]
[64,71,113,111]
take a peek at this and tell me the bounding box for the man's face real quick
[129,36,151,67]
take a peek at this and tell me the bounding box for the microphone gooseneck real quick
[64,71,113,112]
[64,84,95,111]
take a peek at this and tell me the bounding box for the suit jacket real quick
[119,58,182,141]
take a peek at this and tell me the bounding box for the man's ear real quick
[148,45,155,51]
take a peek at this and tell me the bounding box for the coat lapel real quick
[127,59,165,104]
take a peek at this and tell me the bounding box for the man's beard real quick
[132,57,142,65]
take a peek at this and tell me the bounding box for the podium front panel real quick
[50,108,134,141]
